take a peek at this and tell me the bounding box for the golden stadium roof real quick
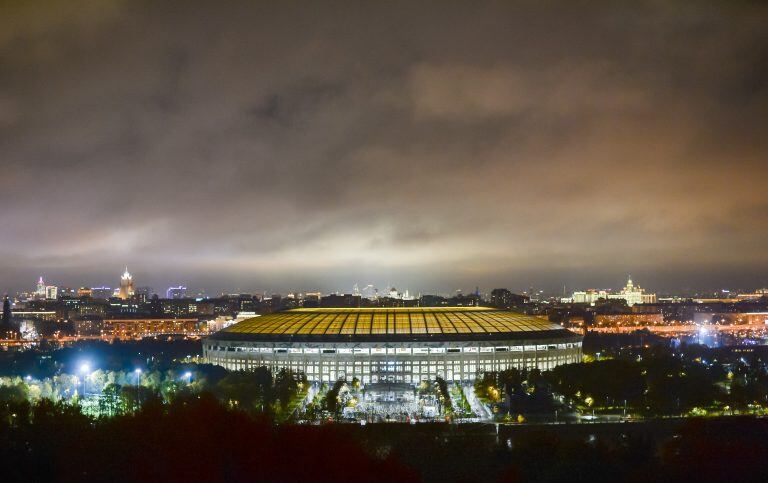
[210,307,579,343]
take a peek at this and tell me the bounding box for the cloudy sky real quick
[1,0,767,295]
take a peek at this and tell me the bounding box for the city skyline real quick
[2,1,767,294]
[7,268,767,300]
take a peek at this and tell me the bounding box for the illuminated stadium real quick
[204,307,582,384]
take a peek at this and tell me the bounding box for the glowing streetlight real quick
[134,368,142,407]
[184,371,192,385]
[79,362,91,398]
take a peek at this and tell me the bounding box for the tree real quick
[0,381,28,403]
[434,377,452,412]
[99,383,124,416]
[548,360,644,409]
[324,378,347,416]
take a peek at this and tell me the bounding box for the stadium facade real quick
[204,307,582,384]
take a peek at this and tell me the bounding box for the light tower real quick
[119,267,135,300]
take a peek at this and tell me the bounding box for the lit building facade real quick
[105,317,199,340]
[118,268,135,300]
[205,307,582,384]
[571,290,608,304]
[36,277,46,299]
[90,287,114,299]
[693,312,768,326]
[564,278,657,306]
[167,286,188,299]
[736,289,768,301]
[607,277,656,306]
[594,313,664,328]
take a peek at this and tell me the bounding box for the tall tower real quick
[119,267,135,300]
[36,276,46,298]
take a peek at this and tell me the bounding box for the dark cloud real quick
[1,0,767,294]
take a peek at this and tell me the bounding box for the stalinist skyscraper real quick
[118,267,135,300]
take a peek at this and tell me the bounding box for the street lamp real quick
[135,368,142,407]
[184,371,192,385]
[80,363,91,399]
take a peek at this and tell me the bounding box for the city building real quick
[10,310,58,322]
[134,286,153,303]
[73,318,104,337]
[45,285,58,300]
[160,298,214,317]
[693,312,768,326]
[1,296,15,338]
[560,277,656,307]
[594,313,665,328]
[205,307,582,384]
[167,286,188,299]
[607,277,656,306]
[570,289,609,305]
[36,277,46,299]
[302,292,322,308]
[736,289,768,301]
[563,278,657,306]
[89,287,113,300]
[490,288,529,309]
[104,317,200,340]
[320,293,361,308]
[118,267,135,300]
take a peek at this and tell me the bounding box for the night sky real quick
[1,1,767,295]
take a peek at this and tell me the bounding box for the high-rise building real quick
[36,277,46,299]
[45,285,58,300]
[571,290,609,304]
[490,288,529,309]
[90,287,114,299]
[1,295,13,336]
[607,277,656,306]
[118,267,135,300]
[167,286,187,299]
[134,286,153,303]
[562,278,656,307]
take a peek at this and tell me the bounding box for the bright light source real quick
[80,363,90,373]
[184,372,192,379]
[135,368,142,374]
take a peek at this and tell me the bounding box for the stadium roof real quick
[209,307,581,343]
